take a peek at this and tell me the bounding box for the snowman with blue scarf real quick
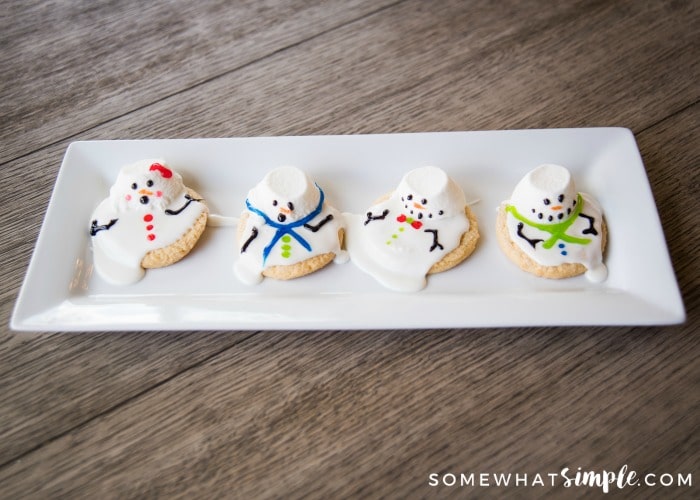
[234,166,347,284]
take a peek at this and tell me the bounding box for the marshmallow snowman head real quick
[395,166,466,221]
[110,159,185,213]
[248,166,321,223]
[511,164,578,224]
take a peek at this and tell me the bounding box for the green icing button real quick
[282,235,292,243]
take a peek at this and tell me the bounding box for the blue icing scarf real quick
[245,185,325,265]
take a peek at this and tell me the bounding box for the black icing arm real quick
[364,209,389,225]
[241,227,258,253]
[90,218,117,236]
[579,213,598,235]
[516,222,543,249]
[304,214,334,232]
[424,229,444,252]
[165,194,203,216]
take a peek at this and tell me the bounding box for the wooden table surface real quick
[1,0,698,497]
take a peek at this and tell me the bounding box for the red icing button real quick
[147,234,156,241]
[411,220,423,229]
[397,214,407,222]
[143,214,154,222]
[146,224,154,231]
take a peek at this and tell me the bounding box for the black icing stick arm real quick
[241,227,258,253]
[304,214,334,232]
[90,218,118,236]
[165,194,203,216]
[516,222,542,249]
[424,229,444,252]
[364,209,389,225]
[579,213,598,235]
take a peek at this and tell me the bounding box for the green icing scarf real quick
[505,193,591,249]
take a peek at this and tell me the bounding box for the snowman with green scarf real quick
[502,163,607,282]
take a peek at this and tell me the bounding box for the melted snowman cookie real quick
[496,163,607,282]
[89,159,208,285]
[345,166,479,292]
[234,166,347,284]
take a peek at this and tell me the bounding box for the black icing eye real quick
[558,194,564,203]
[421,198,427,205]
[543,198,551,205]
[288,202,294,210]
[438,210,444,216]
[272,200,278,206]
[407,194,413,200]
[131,182,138,190]
[147,179,154,187]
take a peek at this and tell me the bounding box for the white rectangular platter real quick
[11,129,685,331]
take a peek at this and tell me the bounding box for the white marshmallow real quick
[510,164,577,224]
[395,166,465,219]
[247,165,321,222]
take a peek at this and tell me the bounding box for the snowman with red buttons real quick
[89,159,206,284]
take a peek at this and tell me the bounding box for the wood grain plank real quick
[22,0,692,143]
[0,0,400,164]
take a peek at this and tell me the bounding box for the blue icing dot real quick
[558,243,565,248]
[561,251,568,256]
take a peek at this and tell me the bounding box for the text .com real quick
[428,466,692,494]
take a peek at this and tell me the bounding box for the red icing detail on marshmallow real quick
[144,214,154,222]
[411,220,423,229]
[146,224,154,231]
[397,214,407,222]
[149,163,172,179]
[147,234,156,241]
[125,194,132,201]
[156,191,163,197]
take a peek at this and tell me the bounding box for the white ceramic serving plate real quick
[11,129,685,331]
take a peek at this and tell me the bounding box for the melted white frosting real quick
[345,197,469,292]
[90,160,207,285]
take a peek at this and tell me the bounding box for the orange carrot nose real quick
[139,189,154,196]
[413,202,425,210]
[551,205,563,210]
[280,207,292,215]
